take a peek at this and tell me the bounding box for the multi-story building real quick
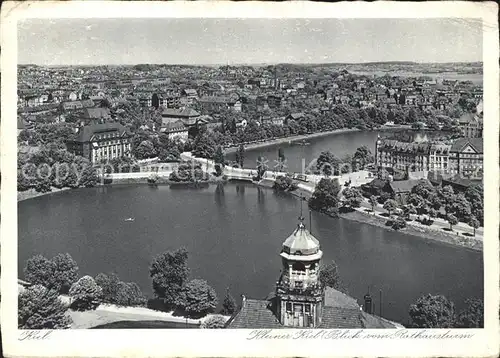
[375,139,431,172]
[376,137,482,179]
[428,143,451,174]
[66,121,132,164]
[458,113,483,138]
[449,138,483,179]
[160,120,189,142]
[197,95,242,113]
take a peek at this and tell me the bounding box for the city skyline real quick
[18,18,483,66]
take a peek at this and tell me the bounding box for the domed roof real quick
[282,220,320,256]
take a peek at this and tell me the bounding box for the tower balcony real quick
[276,280,323,297]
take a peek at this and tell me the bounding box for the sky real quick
[18,18,483,65]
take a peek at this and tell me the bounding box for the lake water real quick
[19,182,483,325]
[225,129,434,173]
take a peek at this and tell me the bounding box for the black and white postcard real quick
[1,1,499,357]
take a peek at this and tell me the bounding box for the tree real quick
[51,253,79,294]
[95,272,121,304]
[235,144,245,168]
[369,195,378,214]
[318,260,347,294]
[465,184,483,223]
[392,216,407,231]
[353,146,374,170]
[341,187,363,210]
[149,248,190,308]
[308,178,341,217]
[134,140,156,159]
[315,151,340,176]
[447,214,459,231]
[79,165,98,188]
[192,134,216,159]
[23,254,56,289]
[213,146,225,165]
[273,175,298,192]
[177,279,218,318]
[18,284,72,329]
[468,216,480,237]
[383,199,399,217]
[377,191,391,204]
[69,275,103,311]
[201,314,227,329]
[446,193,472,222]
[221,289,237,315]
[455,298,483,328]
[115,281,147,307]
[408,294,456,328]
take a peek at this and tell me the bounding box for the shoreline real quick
[223,125,410,154]
[283,187,482,252]
[340,210,482,252]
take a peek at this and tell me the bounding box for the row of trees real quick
[188,103,461,160]
[17,143,99,193]
[314,146,374,176]
[409,294,483,328]
[19,249,237,329]
[131,130,185,161]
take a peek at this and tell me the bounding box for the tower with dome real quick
[276,216,324,327]
[225,214,402,329]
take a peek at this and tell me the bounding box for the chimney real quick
[241,294,246,308]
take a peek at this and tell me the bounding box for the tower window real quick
[292,262,306,272]
[305,304,311,313]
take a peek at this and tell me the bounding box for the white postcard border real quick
[1,1,499,357]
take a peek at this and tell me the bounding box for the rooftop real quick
[162,108,200,118]
[450,138,483,154]
[225,287,401,329]
[70,121,131,143]
[281,221,320,257]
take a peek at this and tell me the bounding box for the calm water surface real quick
[226,129,436,173]
[19,182,483,324]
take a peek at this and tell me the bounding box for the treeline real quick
[18,248,238,329]
[17,143,99,193]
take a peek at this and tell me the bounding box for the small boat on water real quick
[124,218,135,222]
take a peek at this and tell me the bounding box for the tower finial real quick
[299,195,305,224]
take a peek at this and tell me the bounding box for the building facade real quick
[160,120,189,142]
[376,137,482,179]
[458,113,483,138]
[66,121,133,164]
[449,138,483,179]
